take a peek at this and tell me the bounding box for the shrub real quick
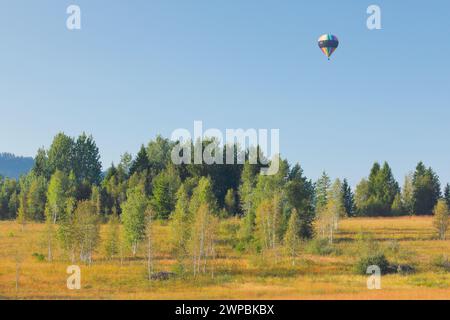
[32,252,45,262]
[306,239,334,256]
[355,253,389,275]
[432,254,450,272]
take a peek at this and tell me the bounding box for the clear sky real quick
[0,0,449,187]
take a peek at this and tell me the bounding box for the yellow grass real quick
[1,216,450,300]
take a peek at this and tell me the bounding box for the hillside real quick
[0,153,34,179]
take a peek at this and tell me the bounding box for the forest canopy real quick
[1,132,449,224]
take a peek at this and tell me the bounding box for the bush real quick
[355,253,389,275]
[306,239,334,256]
[32,252,45,262]
[432,254,450,272]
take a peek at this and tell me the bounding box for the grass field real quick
[1,216,450,300]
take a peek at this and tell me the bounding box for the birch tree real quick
[121,185,148,256]
[316,179,345,244]
[146,208,155,280]
[74,200,100,265]
[433,199,449,240]
[169,184,191,273]
[284,208,301,265]
[104,213,120,260]
[255,194,283,253]
[189,203,218,277]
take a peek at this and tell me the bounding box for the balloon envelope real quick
[318,34,339,59]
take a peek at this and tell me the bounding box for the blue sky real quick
[0,1,449,187]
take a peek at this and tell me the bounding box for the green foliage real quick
[444,184,450,209]
[189,202,218,276]
[432,254,450,272]
[73,133,102,185]
[254,194,283,251]
[147,135,173,175]
[433,199,449,240]
[315,179,345,244]
[118,153,133,177]
[73,200,101,264]
[0,176,19,219]
[355,162,400,216]
[354,253,390,275]
[224,188,237,216]
[285,164,315,239]
[315,171,331,212]
[238,162,258,244]
[121,185,148,255]
[402,173,415,215]
[45,170,70,223]
[169,184,191,270]
[32,148,50,179]
[341,178,355,217]
[32,252,46,262]
[104,213,120,259]
[284,208,301,265]
[47,133,75,175]
[391,193,404,216]
[102,164,128,215]
[17,173,47,224]
[129,145,150,176]
[189,177,218,216]
[306,238,335,256]
[413,162,441,215]
[150,165,181,219]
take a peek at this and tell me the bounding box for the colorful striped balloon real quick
[318,34,339,60]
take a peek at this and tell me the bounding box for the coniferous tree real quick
[129,145,150,176]
[413,162,441,215]
[285,164,315,239]
[0,177,18,219]
[341,178,355,217]
[444,184,450,209]
[354,162,399,216]
[32,148,50,179]
[73,133,102,186]
[315,171,331,212]
[391,193,404,216]
[150,165,181,219]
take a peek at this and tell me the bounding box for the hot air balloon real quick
[318,34,339,60]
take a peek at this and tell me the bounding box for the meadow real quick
[1,216,450,300]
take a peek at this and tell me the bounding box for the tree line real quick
[1,132,450,269]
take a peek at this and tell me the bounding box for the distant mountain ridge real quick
[0,153,34,179]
